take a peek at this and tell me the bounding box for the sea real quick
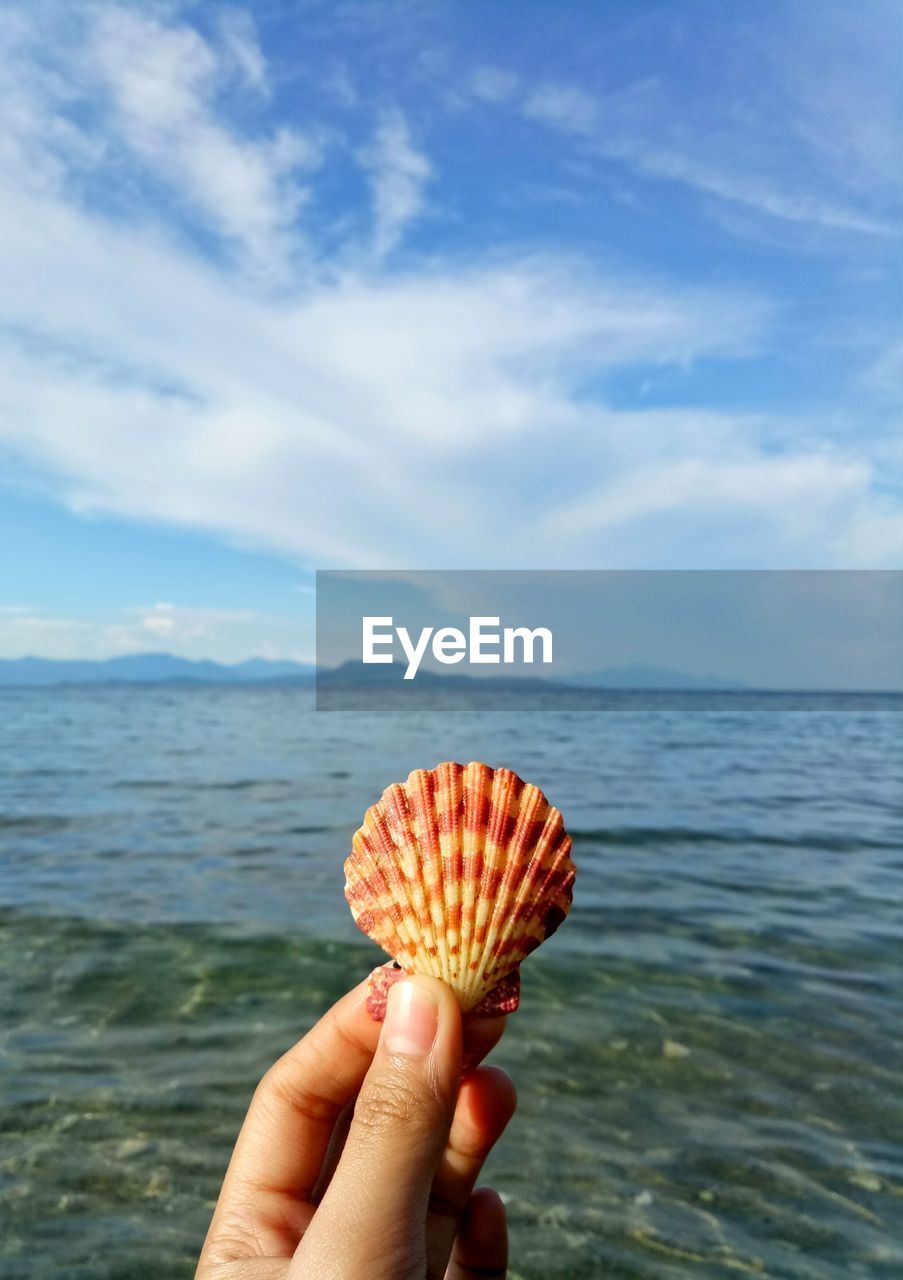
[1,685,901,1279]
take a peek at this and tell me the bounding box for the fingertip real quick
[405,973,466,1021]
[333,971,377,1021]
[449,1186,508,1277]
[320,976,381,1051]
[408,975,464,1061]
[463,1185,508,1259]
[457,1065,517,1133]
[472,1184,506,1214]
[461,1014,506,1075]
[377,974,463,1100]
[477,1064,518,1110]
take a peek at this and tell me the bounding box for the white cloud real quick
[0,176,896,569]
[524,84,599,135]
[516,1,902,244]
[522,75,897,237]
[469,65,519,104]
[0,602,314,662]
[763,1,903,205]
[324,62,358,109]
[538,445,903,567]
[128,601,256,646]
[360,109,432,259]
[216,7,270,95]
[141,602,178,637]
[862,340,903,403]
[85,7,317,277]
[0,0,899,590]
[0,148,788,567]
[622,147,894,237]
[0,612,90,656]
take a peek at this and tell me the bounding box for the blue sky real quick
[0,0,900,660]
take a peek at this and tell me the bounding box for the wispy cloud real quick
[618,145,894,238]
[538,446,903,567]
[215,7,270,95]
[523,84,598,135]
[0,189,778,565]
[0,0,900,608]
[123,601,259,649]
[862,340,903,403]
[0,611,89,654]
[469,65,519,104]
[85,8,317,277]
[521,78,896,238]
[496,0,903,245]
[0,602,314,662]
[360,108,432,260]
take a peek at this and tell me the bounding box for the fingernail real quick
[382,979,438,1058]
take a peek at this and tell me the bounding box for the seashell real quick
[344,761,575,1015]
[364,960,522,1022]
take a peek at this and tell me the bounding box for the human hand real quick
[197,973,517,1279]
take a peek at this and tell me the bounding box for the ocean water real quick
[1,685,902,1279]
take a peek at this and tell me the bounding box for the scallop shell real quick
[344,761,575,1013]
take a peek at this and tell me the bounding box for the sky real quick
[0,0,900,661]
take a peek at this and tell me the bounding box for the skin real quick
[197,974,517,1280]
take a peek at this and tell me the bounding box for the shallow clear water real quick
[1,686,902,1278]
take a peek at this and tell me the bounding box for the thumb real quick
[291,975,462,1279]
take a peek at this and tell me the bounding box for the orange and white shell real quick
[344,761,575,1012]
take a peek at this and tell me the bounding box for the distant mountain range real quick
[316,660,557,692]
[560,663,747,690]
[0,653,316,686]
[0,652,748,690]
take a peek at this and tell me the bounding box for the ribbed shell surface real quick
[344,761,575,1011]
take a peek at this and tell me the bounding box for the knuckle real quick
[359,1233,424,1280]
[199,1203,267,1264]
[427,1184,465,1222]
[354,1073,443,1134]
[257,1055,340,1127]
[450,1126,495,1164]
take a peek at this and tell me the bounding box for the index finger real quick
[201,978,380,1264]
